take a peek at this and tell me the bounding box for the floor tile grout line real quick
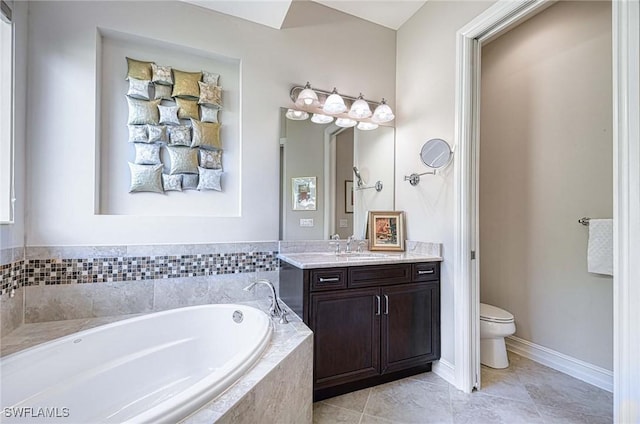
[361,388,373,418]
[318,399,367,416]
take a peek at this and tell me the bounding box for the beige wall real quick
[396,0,495,366]
[479,1,613,370]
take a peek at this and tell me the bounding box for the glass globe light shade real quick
[335,118,357,128]
[311,113,334,124]
[295,82,319,108]
[322,88,347,114]
[357,121,379,131]
[371,99,395,123]
[349,95,372,119]
[285,109,309,121]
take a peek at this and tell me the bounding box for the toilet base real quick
[480,337,509,369]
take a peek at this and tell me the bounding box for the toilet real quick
[480,303,516,369]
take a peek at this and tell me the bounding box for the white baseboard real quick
[432,358,456,387]
[506,336,613,393]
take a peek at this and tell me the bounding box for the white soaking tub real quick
[1,304,273,423]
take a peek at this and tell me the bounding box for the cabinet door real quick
[381,282,440,374]
[310,288,381,389]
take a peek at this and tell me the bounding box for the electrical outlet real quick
[300,218,314,227]
[339,219,348,228]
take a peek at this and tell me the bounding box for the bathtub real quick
[1,304,273,423]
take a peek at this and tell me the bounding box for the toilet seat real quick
[480,303,514,323]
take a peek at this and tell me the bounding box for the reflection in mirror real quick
[279,108,395,241]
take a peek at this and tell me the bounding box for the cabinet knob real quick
[375,295,381,316]
[418,269,435,275]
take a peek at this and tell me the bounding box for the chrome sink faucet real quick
[243,279,288,324]
[330,234,341,255]
[346,235,356,253]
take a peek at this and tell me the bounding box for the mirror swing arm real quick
[404,138,454,186]
[356,181,384,192]
[404,171,436,186]
[353,166,383,192]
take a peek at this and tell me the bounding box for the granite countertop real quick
[277,251,443,269]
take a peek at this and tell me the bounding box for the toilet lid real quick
[480,303,514,323]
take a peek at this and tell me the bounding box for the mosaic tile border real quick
[1,252,279,297]
[1,260,25,296]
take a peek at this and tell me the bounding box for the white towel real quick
[587,219,613,276]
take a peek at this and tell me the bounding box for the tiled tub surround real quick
[1,299,313,424]
[1,247,26,337]
[24,245,279,286]
[2,243,278,296]
[0,247,25,296]
[0,242,279,325]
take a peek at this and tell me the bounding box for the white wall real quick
[25,1,395,246]
[353,126,395,239]
[396,0,495,366]
[0,1,26,254]
[479,1,613,370]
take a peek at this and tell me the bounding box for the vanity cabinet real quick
[280,260,441,400]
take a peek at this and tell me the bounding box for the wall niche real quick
[97,29,240,217]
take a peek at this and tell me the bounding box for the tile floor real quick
[313,352,613,424]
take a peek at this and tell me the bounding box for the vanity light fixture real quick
[311,113,334,124]
[357,121,378,131]
[286,83,394,130]
[285,109,309,120]
[335,117,357,128]
[371,99,395,123]
[323,88,347,114]
[348,94,372,119]
[294,82,320,108]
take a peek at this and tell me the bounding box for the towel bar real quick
[578,217,591,226]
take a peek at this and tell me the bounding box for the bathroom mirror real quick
[420,138,453,169]
[279,108,395,240]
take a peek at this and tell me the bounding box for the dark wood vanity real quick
[279,259,441,401]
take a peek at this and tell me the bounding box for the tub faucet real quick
[243,279,288,323]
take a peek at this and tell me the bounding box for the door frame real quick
[452,0,640,421]
[323,124,345,239]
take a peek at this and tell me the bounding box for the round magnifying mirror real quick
[420,138,453,169]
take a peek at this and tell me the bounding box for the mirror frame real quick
[420,138,454,169]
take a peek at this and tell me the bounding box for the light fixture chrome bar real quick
[289,84,383,108]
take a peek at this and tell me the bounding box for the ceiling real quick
[180,0,426,31]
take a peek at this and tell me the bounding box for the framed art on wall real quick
[292,176,317,211]
[368,211,405,251]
